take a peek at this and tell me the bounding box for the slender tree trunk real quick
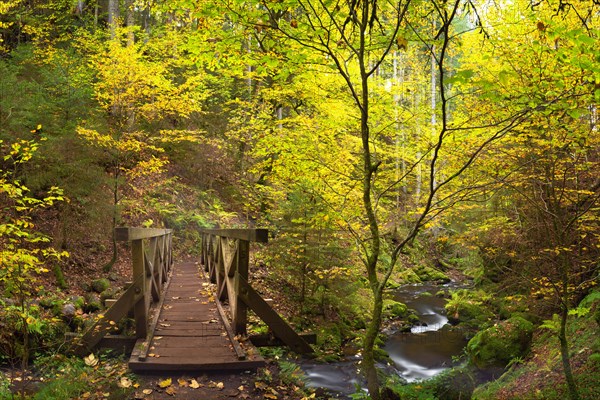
[559,304,580,400]
[558,254,581,400]
[103,162,120,272]
[357,1,383,396]
[363,286,384,399]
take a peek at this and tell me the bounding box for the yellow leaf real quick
[189,379,201,389]
[178,378,188,387]
[158,378,172,388]
[142,389,153,395]
[216,381,224,390]
[264,394,277,399]
[118,377,132,388]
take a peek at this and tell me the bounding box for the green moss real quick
[383,300,409,319]
[430,366,477,400]
[467,316,534,369]
[91,278,110,293]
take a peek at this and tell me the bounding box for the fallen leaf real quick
[216,381,224,390]
[158,378,172,388]
[166,387,177,396]
[142,389,153,395]
[189,379,201,389]
[178,378,188,387]
[84,354,98,367]
[238,385,244,391]
[264,394,277,399]
[118,377,132,388]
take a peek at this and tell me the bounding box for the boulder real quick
[467,316,534,369]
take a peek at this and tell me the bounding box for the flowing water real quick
[384,282,468,382]
[300,282,468,397]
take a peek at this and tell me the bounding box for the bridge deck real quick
[128,261,265,372]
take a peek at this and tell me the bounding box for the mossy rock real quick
[467,316,534,369]
[71,296,85,310]
[91,278,110,293]
[100,287,118,303]
[383,300,409,319]
[83,293,103,313]
[396,268,422,283]
[412,264,450,282]
[430,366,477,400]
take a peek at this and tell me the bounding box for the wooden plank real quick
[238,275,313,354]
[153,329,224,337]
[150,336,228,348]
[201,229,269,243]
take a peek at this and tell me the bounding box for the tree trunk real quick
[108,0,119,36]
[558,304,580,400]
[363,284,384,400]
[103,163,119,272]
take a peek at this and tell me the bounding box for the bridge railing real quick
[73,227,173,356]
[200,229,313,354]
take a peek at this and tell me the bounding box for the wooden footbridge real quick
[71,227,313,372]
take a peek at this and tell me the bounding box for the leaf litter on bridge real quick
[133,364,312,399]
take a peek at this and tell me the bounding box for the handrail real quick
[200,229,313,354]
[72,227,173,356]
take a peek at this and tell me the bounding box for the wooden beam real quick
[237,275,313,354]
[202,229,268,243]
[72,279,143,356]
[132,240,148,339]
[115,227,173,242]
[137,267,174,361]
[215,298,246,360]
[232,240,249,335]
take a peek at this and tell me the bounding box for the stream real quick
[299,282,468,398]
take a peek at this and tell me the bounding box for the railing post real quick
[233,240,249,335]
[132,239,147,339]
